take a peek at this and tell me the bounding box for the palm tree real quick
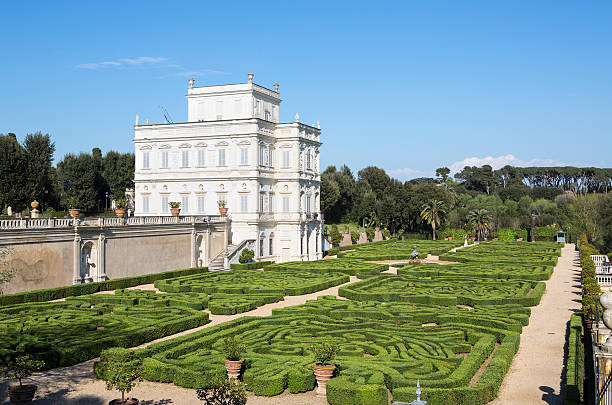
[420,200,446,240]
[468,209,493,241]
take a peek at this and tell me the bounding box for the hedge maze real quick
[1,240,563,404]
[333,239,465,261]
[264,258,389,278]
[0,295,208,369]
[135,295,530,405]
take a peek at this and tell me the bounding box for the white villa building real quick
[133,72,323,263]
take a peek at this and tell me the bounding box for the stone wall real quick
[0,220,228,294]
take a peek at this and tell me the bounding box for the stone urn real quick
[312,364,335,396]
[224,358,243,380]
[170,208,181,217]
[8,384,37,404]
[68,208,80,218]
[601,292,612,328]
[114,209,126,218]
[219,207,228,216]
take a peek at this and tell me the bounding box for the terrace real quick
[593,254,612,286]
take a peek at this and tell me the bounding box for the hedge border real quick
[0,266,208,307]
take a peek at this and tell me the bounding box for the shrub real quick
[238,249,254,264]
[1,355,45,388]
[222,336,245,361]
[196,373,247,405]
[309,340,339,365]
[366,228,375,241]
[564,313,583,405]
[330,226,343,246]
[350,231,359,244]
[382,229,391,239]
[98,348,142,403]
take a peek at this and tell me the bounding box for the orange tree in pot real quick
[309,340,339,396]
[222,336,246,380]
[99,348,142,405]
[196,372,247,404]
[114,199,127,218]
[2,355,45,404]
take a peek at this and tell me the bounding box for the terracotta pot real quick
[312,364,335,396]
[115,209,126,218]
[109,398,139,405]
[219,207,228,216]
[68,208,80,218]
[225,358,244,380]
[170,208,181,217]
[8,384,37,404]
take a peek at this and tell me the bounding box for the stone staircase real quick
[208,244,236,271]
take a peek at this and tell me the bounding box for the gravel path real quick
[489,243,581,405]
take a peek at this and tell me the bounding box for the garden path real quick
[489,243,581,405]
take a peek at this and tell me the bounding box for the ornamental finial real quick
[274,82,279,92]
[317,120,320,129]
[295,113,300,122]
[416,379,421,400]
[248,71,254,83]
[189,76,194,88]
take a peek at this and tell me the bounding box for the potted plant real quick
[67,196,81,218]
[350,230,359,245]
[2,355,45,404]
[309,340,339,396]
[218,200,228,216]
[114,199,127,218]
[100,348,142,405]
[222,336,245,380]
[169,201,181,217]
[366,228,375,242]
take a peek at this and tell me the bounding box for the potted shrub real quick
[222,336,245,380]
[366,228,375,242]
[218,200,228,216]
[238,249,254,264]
[99,348,142,405]
[114,199,127,218]
[169,201,181,217]
[2,355,45,404]
[309,340,339,396]
[67,196,81,218]
[330,226,342,247]
[382,229,391,240]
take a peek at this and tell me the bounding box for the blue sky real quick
[1,1,610,180]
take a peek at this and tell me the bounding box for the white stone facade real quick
[133,73,323,262]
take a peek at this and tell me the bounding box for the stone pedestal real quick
[31,209,40,218]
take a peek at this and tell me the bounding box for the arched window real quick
[269,233,274,256]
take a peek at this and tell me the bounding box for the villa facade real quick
[133,73,323,262]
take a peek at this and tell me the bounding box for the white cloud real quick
[155,69,226,79]
[448,154,568,174]
[75,56,167,69]
[386,167,430,181]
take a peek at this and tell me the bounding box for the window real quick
[254,100,260,117]
[282,196,290,213]
[181,196,189,214]
[197,196,205,213]
[306,151,312,170]
[240,148,248,165]
[216,101,223,120]
[161,195,168,213]
[218,149,226,166]
[269,149,273,167]
[142,196,149,213]
[259,146,264,166]
[264,110,270,121]
[268,194,273,213]
[306,195,312,214]
[259,194,265,213]
[161,151,169,169]
[240,195,248,213]
[268,237,273,256]
[181,150,189,167]
[282,150,290,168]
[197,149,205,167]
[259,238,264,257]
[142,151,150,169]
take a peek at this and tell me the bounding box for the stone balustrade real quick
[0,215,225,230]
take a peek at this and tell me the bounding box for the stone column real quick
[190,227,197,268]
[97,234,106,281]
[73,234,82,284]
[204,228,211,266]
